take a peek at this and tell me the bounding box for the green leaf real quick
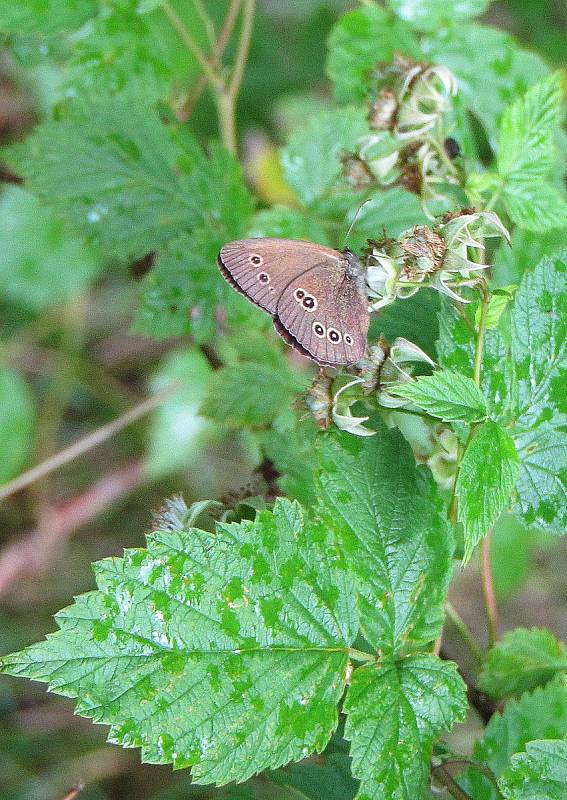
[145,348,215,479]
[133,227,259,345]
[438,252,567,534]
[248,206,331,244]
[0,187,101,311]
[474,286,517,330]
[269,749,358,800]
[340,188,428,254]
[426,24,551,146]
[493,227,567,287]
[499,739,567,800]
[326,5,419,103]
[8,92,253,261]
[387,371,488,423]
[257,410,317,506]
[315,426,453,652]
[479,628,567,699]
[511,251,566,530]
[200,364,307,429]
[0,498,357,782]
[0,0,96,36]
[281,108,368,206]
[463,677,567,799]
[456,421,520,561]
[0,367,36,485]
[344,656,467,800]
[498,72,564,181]
[502,180,567,232]
[497,73,567,232]
[386,0,490,32]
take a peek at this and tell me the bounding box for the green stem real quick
[445,603,484,667]
[228,0,256,102]
[473,280,490,387]
[347,647,377,664]
[191,0,216,48]
[161,0,222,90]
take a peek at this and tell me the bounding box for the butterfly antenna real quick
[342,198,373,249]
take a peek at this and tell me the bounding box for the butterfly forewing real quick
[218,238,369,366]
[218,238,342,315]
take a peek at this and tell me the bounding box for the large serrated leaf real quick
[344,656,467,800]
[0,499,358,783]
[437,251,567,534]
[456,420,520,561]
[499,739,567,800]
[315,426,453,653]
[386,0,490,32]
[479,628,567,699]
[387,371,488,423]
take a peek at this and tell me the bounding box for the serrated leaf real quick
[438,252,567,533]
[499,739,567,800]
[0,0,96,36]
[248,207,331,244]
[502,180,567,233]
[8,92,253,261]
[493,227,567,287]
[340,188,427,254]
[281,108,368,206]
[463,677,567,799]
[426,23,551,147]
[269,749,358,800]
[133,227,259,345]
[344,656,467,800]
[315,426,453,652]
[511,251,566,529]
[388,371,488,423]
[498,72,565,181]
[0,367,36,484]
[200,364,307,429]
[479,628,567,699]
[326,5,420,104]
[474,286,517,330]
[457,421,520,560]
[0,187,101,311]
[475,677,567,782]
[386,0,490,32]
[0,498,358,782]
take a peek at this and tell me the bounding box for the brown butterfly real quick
[217,239,369,367]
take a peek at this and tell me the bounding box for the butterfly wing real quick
[218,238,343,314]
[275,262,369,366]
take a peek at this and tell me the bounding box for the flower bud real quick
[306,371,333,430]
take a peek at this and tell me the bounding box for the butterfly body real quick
[218,238,369,366]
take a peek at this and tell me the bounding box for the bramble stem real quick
[228,0,256,102]
[473,279,490,387]
[0,384,178,503]
[191,0,216,48]
[445,603,484,667]
[433,765,472,800]
[481,528,498,647]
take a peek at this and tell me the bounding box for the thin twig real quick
[0,460,144,597]
[228,0,256,101]
[481,528,498,647]
[0,384,177,503]
[191,0,216,48]
[161,0,221,89]
[185,0,242,117]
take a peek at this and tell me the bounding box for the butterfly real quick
[217,238,369,367]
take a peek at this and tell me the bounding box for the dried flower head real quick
[305,371,333,430]
[366,210,510,308]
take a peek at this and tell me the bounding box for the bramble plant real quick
[0,2,566,800]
